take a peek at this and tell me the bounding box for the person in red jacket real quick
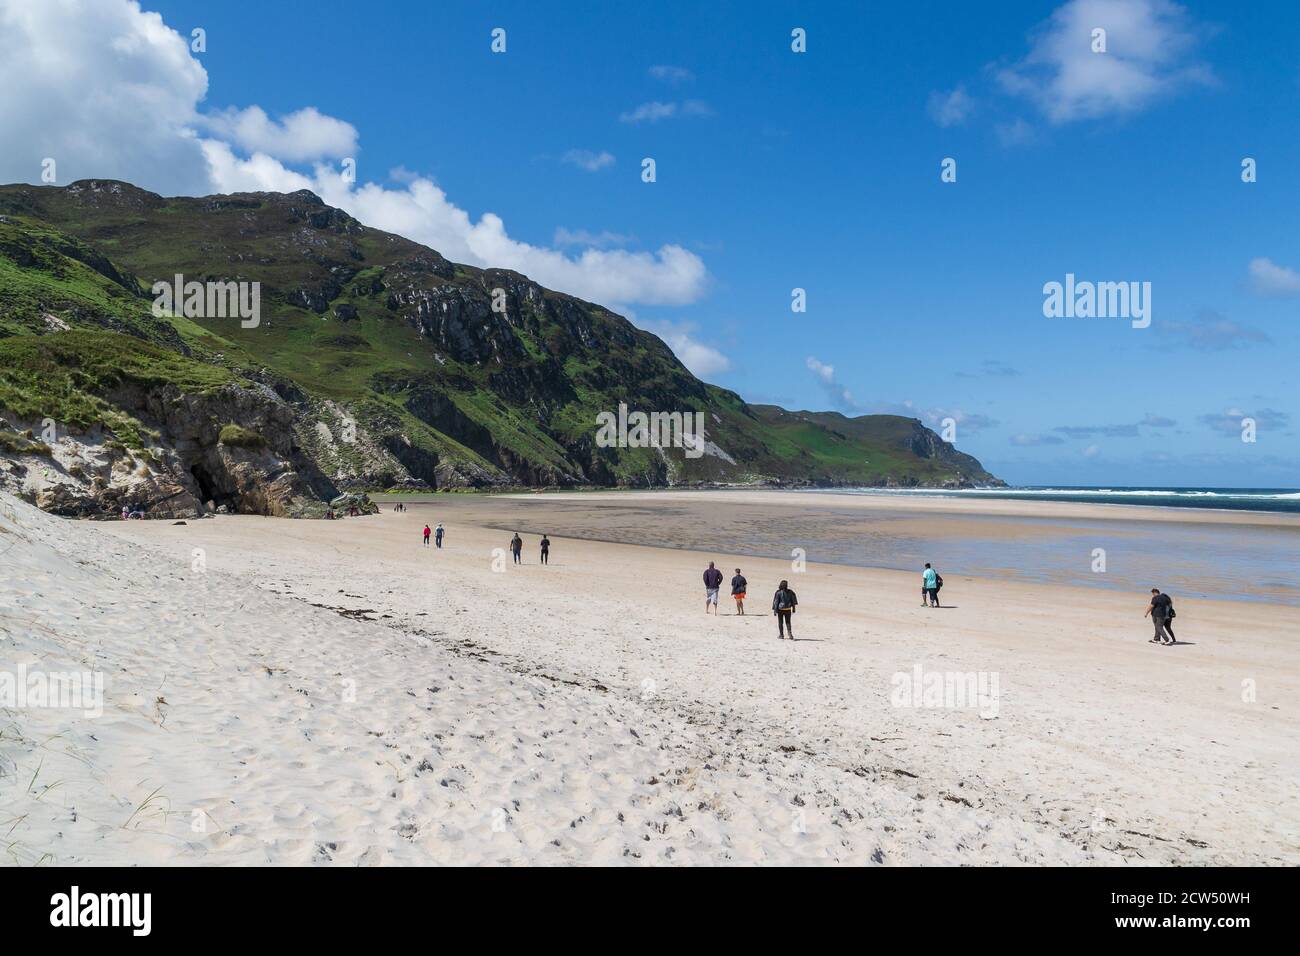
[422,524,431,547]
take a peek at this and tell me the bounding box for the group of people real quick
[705,559,1178,646]
[413,520,554,565]
[509,532,551,564]
[702,562,800,640]
[407,506,1181,648]
[702,560,952,641]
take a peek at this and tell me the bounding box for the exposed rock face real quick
[0,382,337,519]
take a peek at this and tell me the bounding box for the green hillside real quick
[0,180,1001,515]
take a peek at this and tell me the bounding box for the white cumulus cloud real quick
[1247,257,1300,297]
[998,0,1213,124]
[560,149,615,172]
[0,0,211,194]
[0,0,714,322]
[644,320,731,378]
[619,101,678,123]
[806,357,861,412]
[927,87,974,127]
[198,106,358,162]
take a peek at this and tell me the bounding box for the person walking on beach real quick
[772,580,798,639]
[510,532,523,564]
[423,524,431,547]
[703,561,723,614]
[731,568,747,615]
[1145,588,1177,645]
[922,563,941,607]
[435,524,444,548]
[540,534,551,565]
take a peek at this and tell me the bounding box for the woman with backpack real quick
[772,580,798,640]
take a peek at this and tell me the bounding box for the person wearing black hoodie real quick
[703,561,724,614]
[772,580,798,640]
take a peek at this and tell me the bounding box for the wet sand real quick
[379,489,1300,604]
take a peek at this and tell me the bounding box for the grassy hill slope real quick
[0,180,1001,515]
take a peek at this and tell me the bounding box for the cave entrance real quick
[190,463,226,509]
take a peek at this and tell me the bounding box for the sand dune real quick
[2,491,1295,865]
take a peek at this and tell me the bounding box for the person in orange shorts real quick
[730,568,748,615]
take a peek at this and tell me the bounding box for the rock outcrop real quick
[0,380,336,519]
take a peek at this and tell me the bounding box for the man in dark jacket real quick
[772,580,798,640]
[703,562,724,615]
[1145,588,1176,645]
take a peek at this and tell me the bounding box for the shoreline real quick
[369,488,1300,606]
[371,486,1300,524]
[502,488,1300,526]
[369,485,1300,521]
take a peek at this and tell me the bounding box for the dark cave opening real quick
[189,462,223,507]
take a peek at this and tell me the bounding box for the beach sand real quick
[2,489,1296,865]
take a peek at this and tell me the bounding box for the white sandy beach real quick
[1,489,1296,866]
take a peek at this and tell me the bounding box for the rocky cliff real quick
[0,180,1003,517]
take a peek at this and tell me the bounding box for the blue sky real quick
[1,0,1297,486]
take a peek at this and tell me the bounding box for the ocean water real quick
[397,488,1300,605]
[811,486,1300,515]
